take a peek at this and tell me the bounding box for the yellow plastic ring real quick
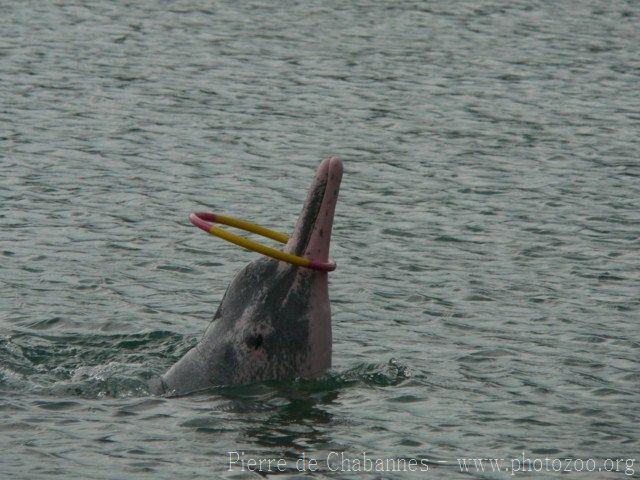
[189,212,336,272]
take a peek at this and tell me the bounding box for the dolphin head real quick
[161,157,342,395]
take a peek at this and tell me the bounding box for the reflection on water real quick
[1,0,639,478]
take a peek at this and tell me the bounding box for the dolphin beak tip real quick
[331,158,343,183]
[327,156,343,178]
[285,156,343,261]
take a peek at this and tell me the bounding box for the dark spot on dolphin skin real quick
[223,343,237,367]
[319,228,323,237]
[290,180,326,255]
[246,334,263,349]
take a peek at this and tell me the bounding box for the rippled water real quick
[1,1,639,478]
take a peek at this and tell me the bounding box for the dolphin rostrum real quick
[160,157,343,395]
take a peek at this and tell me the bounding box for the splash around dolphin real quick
[158,157,343,396]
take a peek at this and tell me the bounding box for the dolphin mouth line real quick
[300,182,326,254]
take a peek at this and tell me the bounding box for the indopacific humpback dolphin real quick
[160,157,343,395]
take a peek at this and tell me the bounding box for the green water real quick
[1,1,639,478]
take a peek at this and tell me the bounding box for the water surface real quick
[1,1,639,478]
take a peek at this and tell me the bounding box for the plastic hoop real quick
[188,212,336,272]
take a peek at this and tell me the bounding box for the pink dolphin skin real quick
[160,157,343,395]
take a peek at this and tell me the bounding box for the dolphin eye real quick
[246,334,263,349]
